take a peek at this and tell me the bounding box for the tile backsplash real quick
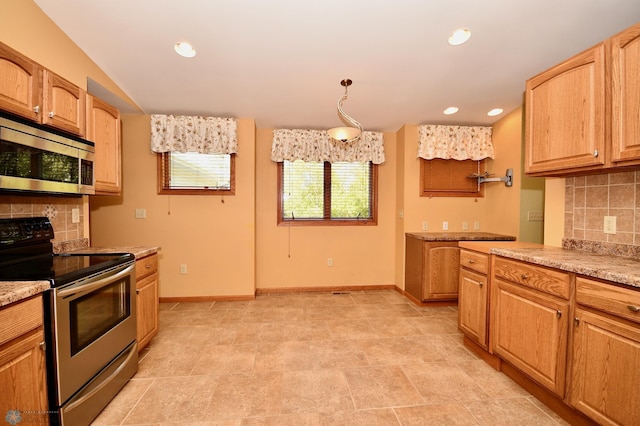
[0,195,86,247]
[564,171,639,247]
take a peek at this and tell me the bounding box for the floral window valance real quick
[150,114,238,154]
[271,129,385,164]
[418,124,494,161]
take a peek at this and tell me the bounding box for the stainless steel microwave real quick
[0,114,95,195]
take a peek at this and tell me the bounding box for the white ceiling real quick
[34,0,640,133]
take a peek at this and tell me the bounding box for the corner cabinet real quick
[87,95,122,194]
[570,277,640,425]
[405,236,460,302]
[525,21,640,176]
[0,297,48,425]
[135,253,159,352]
[491,257,571,398]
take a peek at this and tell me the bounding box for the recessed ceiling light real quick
[487,108,504,117]
[448,28,471,46]
[443,107,459,115]
[174,42,196,58]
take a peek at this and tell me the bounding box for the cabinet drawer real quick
[576,277,640,324]
[494,257,571,299]
[136,253,158,279]
[460,249,489,274]
[0,297,43,346]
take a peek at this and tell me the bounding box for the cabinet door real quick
[491,278,569,397]
[458,268,488,348]
[137,272,159,352]
[611,22,640,164]
[87,95,121,194]
[525,44,606,175]
[426,245,460,299]
[0,43,42,122]
[42,70,86,136]
[570,308,640,425]
[0,330,48,424]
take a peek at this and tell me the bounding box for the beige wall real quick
[89,115,256,297]
[255,129,397,290]
[1,0,139,111]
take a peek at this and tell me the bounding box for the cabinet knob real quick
[49,111,55,118]
[136,289,140,294]
[594,149,599,157]
[33,105,40,114]
[574,317,580,326]
[556,310,562,319]
[479,282,483,288]
[145,264,151,269]
[468,259,475,264]
[520,274,530,280]
[39,341,46,352]
[627,305,640,313]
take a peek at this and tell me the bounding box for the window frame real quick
[277,161,378,226]
[157,151,236,195]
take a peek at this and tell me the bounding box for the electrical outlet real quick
[474,221,480,230]
[422,221,428,231]
[528,211,544,222]
[399,210,404,219]
[71,208,80,223]
[462,221,469,230]
[327,258,333,267]
[442,221,448,230]
[135,208,146,219]
[180,264,188,274]
[603,216,617,234]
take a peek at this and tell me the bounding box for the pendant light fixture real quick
[327,78,363,143]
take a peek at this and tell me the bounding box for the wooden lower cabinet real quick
[136,254,159,352]
[0,297,48,425]
[405,237,459,302]
[491,277,570,398]
[458,249,489,349]
[570,276,640,425]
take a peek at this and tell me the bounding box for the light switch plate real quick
[71,208,80,223]
[135,209,146,219]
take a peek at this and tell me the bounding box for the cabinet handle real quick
[520,274,530,280]
[574,317,580,326]
[33,105,40,114]
[556,310,562,319]
[49,111,55,118]
[627,305,640,313]
[594,149,599,157]
[39,341,46,352]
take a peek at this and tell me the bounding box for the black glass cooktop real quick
[0,253,135,287]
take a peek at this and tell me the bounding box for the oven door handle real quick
[57,263,135,298]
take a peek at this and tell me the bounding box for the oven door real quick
[51,261,137,406]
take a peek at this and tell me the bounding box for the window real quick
[420,158,485,197]
[157,152,235,195]
[278,160,377,225]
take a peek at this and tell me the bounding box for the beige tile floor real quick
[92,290,569,425]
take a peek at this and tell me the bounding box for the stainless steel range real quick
[0,217,138,425]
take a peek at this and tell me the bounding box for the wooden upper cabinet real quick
[86,95,121,194]
[525,43,606,175]
[43,70,86,136]
[611,22,640,165]
[0,43,42,121]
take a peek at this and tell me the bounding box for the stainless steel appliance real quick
[0,217,137,425]
[0,113,95,195]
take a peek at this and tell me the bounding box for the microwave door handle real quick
[56,264,134,299]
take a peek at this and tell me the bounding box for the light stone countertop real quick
[460,241,640,289]
[68,246,160,260]
[406,232,516,241]
[0,281,50,308]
